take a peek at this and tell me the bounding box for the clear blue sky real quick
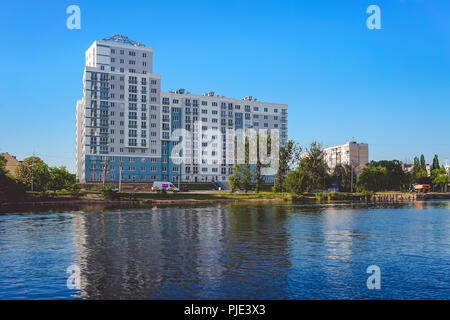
[1,0,449,173]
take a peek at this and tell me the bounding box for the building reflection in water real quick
[69,204,292,299]
[281,204,372,298]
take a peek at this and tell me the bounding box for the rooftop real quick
[101,34,145,47]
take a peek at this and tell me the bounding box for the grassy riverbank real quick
[4,190,358,204]
[2,191,449,212]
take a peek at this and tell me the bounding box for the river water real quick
[0,201,449,299]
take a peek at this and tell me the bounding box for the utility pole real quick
[350,161,353,193]
[178,164,181,189]
[178,146,182,190]
[102,156,108,187]
[119,157,123,192]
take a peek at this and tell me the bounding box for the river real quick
[0,201,449,299]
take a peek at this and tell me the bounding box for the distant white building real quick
[402,163,432,176]
[322,141,369,175]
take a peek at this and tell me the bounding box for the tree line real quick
[228,139,449,194]
[0,154,76,201]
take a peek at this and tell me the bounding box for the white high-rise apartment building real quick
[322,141,369,175]
[76,35,288,184]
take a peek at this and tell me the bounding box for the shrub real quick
[69,184,83,199]
[285,168,309,195]
[101,186,119,200]
[0,174,26,202]
[361,190,375,201]
[39,190,50,200]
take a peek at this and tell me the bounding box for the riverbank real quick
[1,191,449,213]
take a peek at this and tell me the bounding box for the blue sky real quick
[0,0,449,173]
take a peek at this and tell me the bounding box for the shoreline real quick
[1,192,449,213]
[0,197,289,214]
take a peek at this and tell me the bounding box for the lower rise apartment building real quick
[322,141,369,176]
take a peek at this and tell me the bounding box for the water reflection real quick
[0,201,449,299]
[69,205,293,299]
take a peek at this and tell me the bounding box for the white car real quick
[151,181,179,192]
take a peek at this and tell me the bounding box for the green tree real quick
[228,136,241,193]
[332,164,356,192]
[413,156,420,169]
[299,141,329,191]
[412,156,430,185]
[273,140,301,192]
[254,134,265,193]
[0,175,26,202]
[356,166,388,192]
[420,154,426,170]
[431,154,440,172]
[414,167,430,184]
[32,163,51,191]
[0,154,25,201]
[48,166,76,191]
[0,154,6,176]
[431,167,448,192]
[285,168,309,194]
[14,156,45,189]
[228,165,241,193]
[240,137,252,193]
[368,160,409,190]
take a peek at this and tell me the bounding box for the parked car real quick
[411,184,431,193]
[151,181,179,193]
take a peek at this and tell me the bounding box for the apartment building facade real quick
[322,141,369,175]
[76,35,288,184]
